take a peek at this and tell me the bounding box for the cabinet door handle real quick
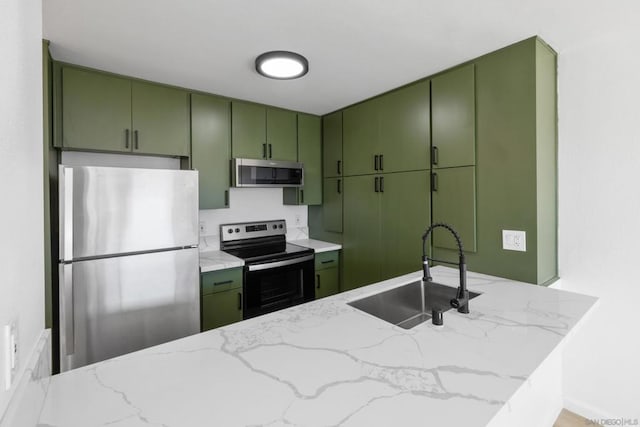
[125,129,130,149]
[432,146,438,166]
[237,292,242,310]
[224,190,229,207]
[269,143,273,159]
[316,274,321,289]
[374,155,379,171]
[213,280,233,286]
[379,154,384,171]
[374,176,380,193]
[431,172,438,192]
[134,130,139,150]
[300,189,304,204]
[337,160,341,175]
[337,179,342,194]
[380,176,384,193]
[262,143,267,159]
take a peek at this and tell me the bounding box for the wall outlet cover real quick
[502,230,526,252]
[3,321,18,391]
[199,221,207,235]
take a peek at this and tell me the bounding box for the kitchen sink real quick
[348,280,481,329]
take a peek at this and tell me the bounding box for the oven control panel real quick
[220,220,287,242]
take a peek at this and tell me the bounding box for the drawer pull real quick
[214,279,233,286]
[321,260,335,264]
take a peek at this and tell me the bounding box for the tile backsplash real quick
[199,187,308,250]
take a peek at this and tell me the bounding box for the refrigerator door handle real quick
[60,263,75,355]
[59,166,74,261]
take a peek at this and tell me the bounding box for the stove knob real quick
[235,228,240,233]
[227,229,233,234]
[279,224,283,229]
[272,225,277,229]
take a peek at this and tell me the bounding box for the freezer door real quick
[59,248,199,372]
[59,166,198,261]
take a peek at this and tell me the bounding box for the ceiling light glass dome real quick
[255,51,309,80]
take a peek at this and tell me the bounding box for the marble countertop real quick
[199,250,244,273]
[199,238,341,273]
[39,267,597,427]
[288,238,342,253]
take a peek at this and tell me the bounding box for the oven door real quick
[243,254,315,319]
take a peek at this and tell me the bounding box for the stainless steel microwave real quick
[231,158,304,188]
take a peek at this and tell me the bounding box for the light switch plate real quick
[502,230,526,252]
[4,321,18,390]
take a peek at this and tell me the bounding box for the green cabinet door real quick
[61,67,132,152]
[431,166,477,252]
[202,289,243,331]
[322,111,343,178]
[266,107,297,161]
[191,94,231,209]
[284,113,322,205]
[380,170,431,280]
[131,81,190,156]
[343,175,381,290]
[231,101,266,159]
[431,64,476,168]
[315,268,339,299]
[343,98,379,176]
[322,177,343,233]
[378,81,431,173]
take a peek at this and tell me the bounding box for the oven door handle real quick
[247,254,314,272]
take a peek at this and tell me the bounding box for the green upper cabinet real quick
[322,177,343,233]
[380,170,430,279]
[378,81,431,173]
[61,67,132,152]
[322,111,343,178]
[284,114,322,205]
[431,166,477,252]
[266,107,297,161]
[431,64,476,168]
[131,81,190,156]
[231,101,297,161]
[58,65,190,157]
[191,93,231,210]
[342,98,380,176]
[231,101,266,159]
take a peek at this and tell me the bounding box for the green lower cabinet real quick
[315,250,340,299]
[380,170,430,279]
[342,175,381,290]
[322,177,343,233]
[201,268,243,331]
[431,166,477,252]
[191,93,231,209]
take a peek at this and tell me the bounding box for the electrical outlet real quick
[199,221,207,235]
[294,214,301,226]
[502,230,526,252]
[4,321,18,390]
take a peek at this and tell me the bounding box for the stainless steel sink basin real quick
[348,280,481,329]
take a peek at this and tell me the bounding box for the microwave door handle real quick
[247,254,314,272]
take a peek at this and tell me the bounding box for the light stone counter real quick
[199,250,244,273]
[38,267,597,427]
[289,238,342,253]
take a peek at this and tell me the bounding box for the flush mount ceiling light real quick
[255,51,309,80]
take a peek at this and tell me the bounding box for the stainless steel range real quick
[220,220,315,319]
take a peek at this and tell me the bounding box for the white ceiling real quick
[43,0,637,115]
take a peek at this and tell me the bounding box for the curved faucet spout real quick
[421,223,469,314]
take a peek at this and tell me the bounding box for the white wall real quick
[0,0,45,417]
[558,28,640,420]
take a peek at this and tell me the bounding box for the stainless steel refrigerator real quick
[58,166,200,372]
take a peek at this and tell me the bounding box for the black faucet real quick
[421,223,470,314]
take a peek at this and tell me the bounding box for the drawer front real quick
[201,267,243,295]
[315,250,340,271]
